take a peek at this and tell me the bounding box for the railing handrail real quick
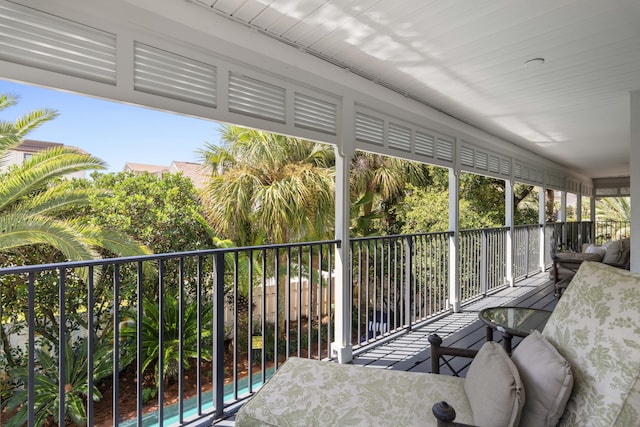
[459,225,510,233]
[349,230,452,243]
[0,239,342,275]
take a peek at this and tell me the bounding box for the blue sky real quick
[1,79,221,173]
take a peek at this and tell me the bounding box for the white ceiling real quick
[192,0,640,179]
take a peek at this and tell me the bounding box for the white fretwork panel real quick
[460,141,512,179]
[134,42,217,108]
[354,107,455,166]
[0,1,116,84]
[513,161,544,185]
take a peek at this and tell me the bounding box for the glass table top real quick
[478,306,551,337]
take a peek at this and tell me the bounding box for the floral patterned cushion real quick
[235,357,473,426]
[542,261,640,426]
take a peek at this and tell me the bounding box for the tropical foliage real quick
[83,171,223,254]
[596,196,630,222]
[3,337,116,427]
[0,94,150,263]
[398,168,541,234]
[121,293,213,385]
[199,125,335,245]
[350,151,431,235]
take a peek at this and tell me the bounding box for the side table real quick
[478,306,552,353]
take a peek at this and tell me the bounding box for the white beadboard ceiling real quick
[194,0,640,179]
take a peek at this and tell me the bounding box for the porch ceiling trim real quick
[1,0,595,194]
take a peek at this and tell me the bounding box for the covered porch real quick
[0,1,639,426]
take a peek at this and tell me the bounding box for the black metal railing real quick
[595,220,630,243]
[513,224,543,280]
[351,232,451,345]
[0,241,338,427]
[458,227,509,303]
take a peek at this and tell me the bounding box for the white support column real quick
[448,168,460,312]
[560,190,567,248]
[505,179,514,286]
[576,190,583,247]
[576,192,582,222]
[331,100,354,364]
[539,186,547,271]
[631,90,640,272]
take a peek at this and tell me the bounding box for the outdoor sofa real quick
[235,261,640,426]
[552,238,630,283]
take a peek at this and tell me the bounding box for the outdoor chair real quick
[551,230,631,295]
[235,261,640,426]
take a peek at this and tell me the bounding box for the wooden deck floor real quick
[351,272,558,376]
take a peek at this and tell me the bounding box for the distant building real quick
[122,162,169,177]
[168,161,212,190]
[0,139,87,179]
[122,161,212,190]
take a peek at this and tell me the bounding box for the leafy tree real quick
[199,125,335,245]
[85,171,222,254]
[0,94,151,370]
[397,168,541,234]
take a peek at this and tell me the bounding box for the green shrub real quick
[3,337,114,427]
[122,293,213,385]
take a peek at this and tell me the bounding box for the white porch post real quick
[590,196,596,239]
[560,190,567,248]
[576,189,583,247]
[539,186,547,270]
[448,168,460,312]
[332,102,354,363]
[505,179,514,286]
[631,90,640,272]
[576,191,582,222]
[560,191,567,222]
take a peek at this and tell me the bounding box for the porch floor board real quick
[351,271,558,376]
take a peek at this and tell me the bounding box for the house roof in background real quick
[169,161,212,190]
[17,139,88,155]
[17,139,62,153]
[122,162,169,174]
[123,161,211,189]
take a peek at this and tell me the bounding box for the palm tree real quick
[596,197,631,240]
[350,151,431,235]
[596,197,630,222]
[199,125,335,245]
[0,93,150,261]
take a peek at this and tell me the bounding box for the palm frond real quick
[11,108,58,139]
[0,215,97,261]
[0,147,105,211]
[22,187,109,217]
[75,223,152,257]
[0,93,18,111]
